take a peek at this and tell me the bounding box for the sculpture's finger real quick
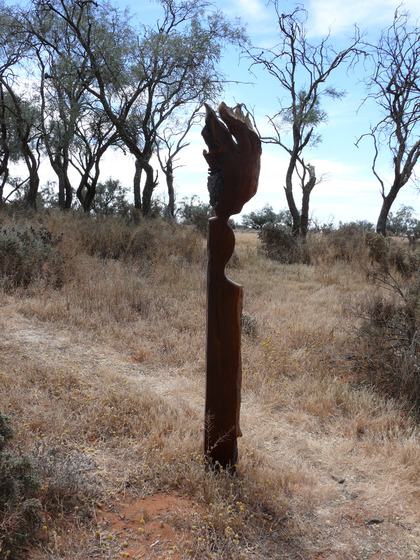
[218,102,260,150]
[202,103,235,154]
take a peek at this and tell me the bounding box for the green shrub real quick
[365,231,389,266]
[0,413,43,560]
[0,223,63,291]
[388,245,420,277]
[258,224,304,264]
[242,205,292,230]
[0,411,98,559]
[365,231,420,276]
[0,452,41,508]
[91,178,132,216]
[387,205,420,237]
[178,196,214,236]
[0,412,14,451]
[322,222,368,262]
[33,444,96,511]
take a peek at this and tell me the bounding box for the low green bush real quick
[258,224,308,264]
[0,223,63,291]
[0,411,14,451]
[178,197,214,237]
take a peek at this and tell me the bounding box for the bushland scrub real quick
[0,211,419,559]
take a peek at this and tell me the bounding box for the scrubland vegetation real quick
[0,210,419,559]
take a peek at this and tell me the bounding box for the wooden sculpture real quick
[202,102,261,470]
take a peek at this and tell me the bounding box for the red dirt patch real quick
[97,492,202,559]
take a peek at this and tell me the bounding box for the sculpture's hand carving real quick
[202,102,262,218]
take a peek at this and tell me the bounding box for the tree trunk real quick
[300,165,316,238]
[284,155,301,236]
[0,93,9,207]
[57,169,65,209]
[52,156,73,210]
[142,160,157,217]
[64,174,73,209]
[83,186,96,212]
[77,184,95,212]
[165,160,175,219]
[0,156,9,209]
[376,182,401,236]
[133,159,142,211]
[24,166,39,210]
[77,164,100,213]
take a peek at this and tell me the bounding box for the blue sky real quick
[103,0,419,225]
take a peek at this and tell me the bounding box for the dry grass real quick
[0,212,419,559]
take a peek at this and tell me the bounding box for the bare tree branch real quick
[358,8,420,235]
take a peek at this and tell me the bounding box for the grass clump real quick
[64,214,205,265]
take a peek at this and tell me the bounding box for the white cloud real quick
[231,0,268,21]
[308,0,420,37]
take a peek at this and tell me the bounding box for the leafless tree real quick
[247,1,362,237]
[357,9,420,236]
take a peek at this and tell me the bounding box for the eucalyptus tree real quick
[358,9,420,236]
[29,4,87,210]
[0,2,19,205]
[71,107,119,212]
[35,0,245,216]
[25,1,122,212]
[247,1,361,237]
[129,2,244,216]
[0,81,42,209]
[0,87,18,206]
[0,1,42,208]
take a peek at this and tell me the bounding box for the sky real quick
[8,0,420,225]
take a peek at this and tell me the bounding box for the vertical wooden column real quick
[202,103,261,471]
[205,216,243,468]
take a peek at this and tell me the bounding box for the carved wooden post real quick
[202,102,261,470]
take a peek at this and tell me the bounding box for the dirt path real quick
[1,302,419,559]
